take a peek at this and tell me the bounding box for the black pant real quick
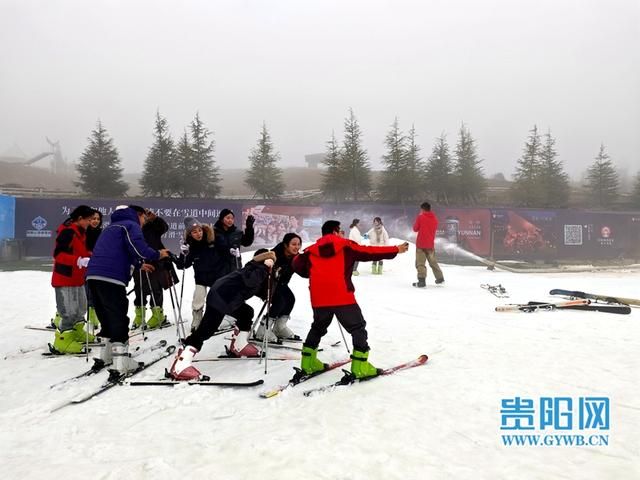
[133,269,164,308]
[88,279,129,343]
[185,303,254,351]
[304,303,368,352]
[269,285,295,318]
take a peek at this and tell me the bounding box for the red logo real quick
[600,226,611,238]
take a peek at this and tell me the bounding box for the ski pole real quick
[178,266,186,312]
[171,281,187,340]
[337,323,351,355]
[168,287,183,342]
[250,299,269,340]
[137,268,146,330]
[263,273,272,374]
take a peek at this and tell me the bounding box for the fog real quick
[1,0,638,179]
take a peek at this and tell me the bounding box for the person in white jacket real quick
[366,217,390,274]
[349,218,363,275]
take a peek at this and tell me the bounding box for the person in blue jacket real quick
[86,205,169,378]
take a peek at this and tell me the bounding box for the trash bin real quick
[1,239,24,261]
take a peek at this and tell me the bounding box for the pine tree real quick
[75,120,128,197]
[341,108,371,201]
[404,125,425,202]
[631,171,640,208]
[140,111,176,198]
[174,131,195,198]
[453,123,485,205]
[378,118,407,202]
[538,129,570,208]
[189,113,220,198]
[585,143,619,208]
[424,134,454,205]
[321,131,345,203]
[511,125,542,207]
[245,123,285,200]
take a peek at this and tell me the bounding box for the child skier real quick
[50,205,95,354]
[366,217,390,274]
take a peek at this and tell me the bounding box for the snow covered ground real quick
[0,243,638,480]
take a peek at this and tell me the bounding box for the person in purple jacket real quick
[86,205,169,379]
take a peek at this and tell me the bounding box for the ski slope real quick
[0,243,638,480]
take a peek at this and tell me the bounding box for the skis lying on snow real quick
[495,299,589,313]
[549,289,639,306]
[302,354,429,397]
[529,301,630,315]
[50,345,177,412]
[49,340,169,389]
[128,379,264,387]
[259,358,352,398]
[481,283,509,298]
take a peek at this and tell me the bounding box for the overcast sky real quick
[1,0,638,180]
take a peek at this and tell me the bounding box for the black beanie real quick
[219,208,234,221]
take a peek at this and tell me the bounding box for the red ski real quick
[302,354,429,396]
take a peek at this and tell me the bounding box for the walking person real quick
[50,205,96,354]
[348,218,363,275]
[412,201,444,288]
[213,208,255,275]
[86,205,169,377]
[132,210,178,330]
[292,220,409,379]
[367,217,390,275]
[255,233,302,342]
[173,217,221,332]
[167,250,277,381]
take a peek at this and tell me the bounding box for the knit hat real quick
[184,217,202,235]
[218,208,234,221]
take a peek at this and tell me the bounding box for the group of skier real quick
[49,201,441,382]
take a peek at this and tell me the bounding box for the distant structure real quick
[0,138,68,174]
[305,153,326,168]
[46,137,68,175]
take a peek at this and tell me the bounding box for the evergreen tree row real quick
[75,113,284,199]
[321,111,486,205]
[74,110,633,208]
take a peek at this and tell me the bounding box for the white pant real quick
[192,285,208,312]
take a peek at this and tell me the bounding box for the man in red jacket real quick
[292,220,409,379]
[412,201,444,288]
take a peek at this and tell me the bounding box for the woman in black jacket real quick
[168,249,276,380]
[213,208,255,276]
[174,217,222,331]
[255,233,302,342]
[132,210,178,329]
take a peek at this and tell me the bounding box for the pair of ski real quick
[49,340,169,389]
[496,298,631,314]
[549,289,638,307]
[260,354,429,398]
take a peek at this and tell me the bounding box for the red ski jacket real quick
[293,233,399,307]
[413,211,438,249]
[51,220,91,287]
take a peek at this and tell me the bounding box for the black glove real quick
[246,215,255,228]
